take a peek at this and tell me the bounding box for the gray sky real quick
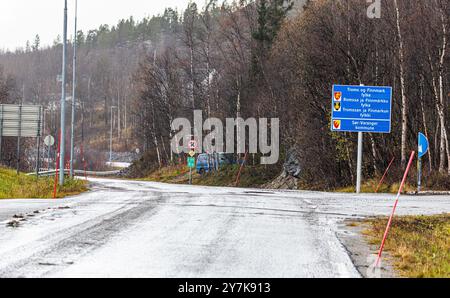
[0,0,203,51]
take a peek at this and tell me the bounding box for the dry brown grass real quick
[363,214,450,278]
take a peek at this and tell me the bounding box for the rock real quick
[7,220,21,228]
[263,174,299,190]
[263,148,302,190]
[283,149,301,178]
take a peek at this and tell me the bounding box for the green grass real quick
[195,165,278,187]
[0,167,88,199]
[141,165,191,184]
[363,214,450,278]
[337,178,416,194]
[141,164,279,188]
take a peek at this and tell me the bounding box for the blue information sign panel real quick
[331,85,392,133]
[418,133,429,159]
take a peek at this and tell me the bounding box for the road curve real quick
[0,178,448,278]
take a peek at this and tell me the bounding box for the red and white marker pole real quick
[375,151,415,267]
[374,156,395,193]
[81,143,87,180]
[235,151,248,187]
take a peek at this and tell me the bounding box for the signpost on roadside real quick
[0,104,43,175]
[187,139,197,185]
[418,132,429,193]
[331,85,392,193]
[44,135,55,171]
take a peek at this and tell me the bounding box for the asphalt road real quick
[0,178,448,278]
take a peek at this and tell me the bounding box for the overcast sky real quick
[0,0,203,51]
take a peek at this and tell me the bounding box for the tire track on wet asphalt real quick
[0,191,165,277]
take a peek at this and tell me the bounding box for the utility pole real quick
[70,0,78,178]
[59,0,68,185]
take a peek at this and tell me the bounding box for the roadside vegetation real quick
[337,179,417,194]
[195,164,280,188]
[142,165,191,184]
[362,214,450,278]
[2,1,450,191]
[140,163,280,188]
[0,167,88,199]
[337,170,450,194]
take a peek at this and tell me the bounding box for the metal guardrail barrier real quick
[27,169,121,177]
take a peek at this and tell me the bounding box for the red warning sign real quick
[188,140,197,150]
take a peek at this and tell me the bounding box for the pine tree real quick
[25,40,31,52]
[252,0,293,48]
[32,34,40,51]
[252,0,293,79]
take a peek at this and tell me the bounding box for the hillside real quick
[1,0,449,191]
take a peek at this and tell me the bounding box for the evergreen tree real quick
[253,0,293,48]
[25,40,31,52]
[251,0,293,78]
[53,35,62,47]
[32,34,40,51]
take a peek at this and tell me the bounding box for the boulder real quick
[283,148,301,178]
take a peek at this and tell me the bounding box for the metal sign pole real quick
[36,107,42,177]
[356,83,365,194]
[356,131,363,193]
[70,0,78,178]
[16,105,22,174]
[418,157,422,193]
[0,105,3,163]
[417,133,429,193]
[59,0,68,186]
[47,142,51,170]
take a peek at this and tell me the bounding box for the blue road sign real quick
[331,85,392,133]
[418,133,429,159]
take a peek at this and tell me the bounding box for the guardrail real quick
[27,169,121,177]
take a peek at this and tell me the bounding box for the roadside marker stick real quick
[81,143,87,180]
[376,151,415,267]
[235,151,248,187]
[375,157,395,193]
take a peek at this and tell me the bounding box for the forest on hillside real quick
[0,0,449,189]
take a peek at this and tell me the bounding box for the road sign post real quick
[0,104,43,173]
[187,157,195,185]
[187,137,198,185]
[418,132,429,193]
[35,107,42,177]
[331,85,392,193]
[44,135,55,171]
[356,132,363,193]
[187,157,196,168]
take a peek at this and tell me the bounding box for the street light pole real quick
[59,0,68,186]
[110,106,117,163]
[70,0,78,178]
